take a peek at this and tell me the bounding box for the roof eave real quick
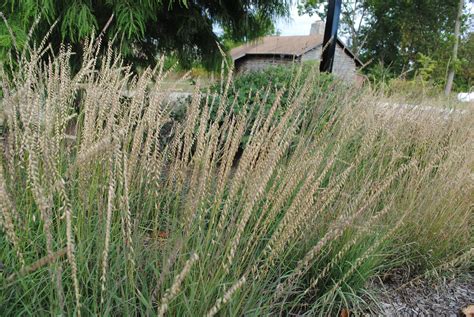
[233,52,300,62]
[230,36,364,67]
[336,38,363,67]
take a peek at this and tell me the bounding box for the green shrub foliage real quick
[205,63,349,145]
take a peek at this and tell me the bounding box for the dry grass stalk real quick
[6,248,67,282]
[121,151,136,270]
[57,178,81,314]
[273,160,417,299]
[304,198,396,296]
[157,253,199,317]
[0,160,24,266]
[100,134,121,304]
[206,275,247,317]
[326,213,408,296]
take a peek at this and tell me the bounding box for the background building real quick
[230,21,363,83]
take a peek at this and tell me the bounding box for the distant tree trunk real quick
[444,0,464,95]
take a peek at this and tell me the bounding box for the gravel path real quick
[367,273,474,316]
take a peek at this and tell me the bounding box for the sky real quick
[275,4,318,36]
[469,1,474,31]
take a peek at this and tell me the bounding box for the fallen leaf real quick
[462,305,474,317]
[157,231,169,239]
[340,308,350,317]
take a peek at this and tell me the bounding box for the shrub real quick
[214,62,336,114]
[205,63,347,145]
[0,41,472,316]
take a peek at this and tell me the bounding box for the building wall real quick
[300,45,321,62]
[332,46,358,83]
[301,45,357,82]
[235,55,299,74]
[235,45,358,83]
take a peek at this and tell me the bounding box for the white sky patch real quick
[275,4,320,36]
[468,1,474,31]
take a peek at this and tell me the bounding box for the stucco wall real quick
[235,55,298,73]
[301,45,357,82]
[300,46,321,62]
[332,46,358,82]
[235,45,358,83]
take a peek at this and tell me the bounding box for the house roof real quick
[230,35,363,67]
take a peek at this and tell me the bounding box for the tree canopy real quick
[360,0,459,73]
[0,0,290,68]
[300,0,473,90]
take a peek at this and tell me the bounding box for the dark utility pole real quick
[320,0,342,73]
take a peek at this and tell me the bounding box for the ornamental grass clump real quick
[0,38,472,316]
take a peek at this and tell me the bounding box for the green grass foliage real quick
[0,41,473,316]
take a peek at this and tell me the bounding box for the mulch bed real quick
[366,273,474,316]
